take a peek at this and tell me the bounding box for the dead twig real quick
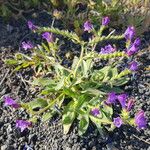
[133,134,150,145]
[0,69,10,86]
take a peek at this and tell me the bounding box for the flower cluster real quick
[83,18,140,73]
[106,92,134,111]
[105,92,147,129]
[124,26,141,56]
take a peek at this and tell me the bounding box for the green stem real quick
[31,93,64,115]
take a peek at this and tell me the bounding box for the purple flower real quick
[133,38,141,47]
[16,120,32,132]
[113,117,123,128]
[135,110,147,129]
[22,41,34,50]
[126,44,138,56]
[91,108,100,116]
[102,16,110,26]
[42,32,53,43]
[27,21,37,30]
[100,44,116,54]
[105,92,117,105]
[126,99,134,111]
[124,26,135,40]
[129,61,138,71]
[117,94,127,109]
[83,21,93,32]
[4,96,20,109]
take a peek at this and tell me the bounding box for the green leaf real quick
[90,115,103,135]
[54,63,66,76]
[102,105,113,119]
[81,59,94,78]
[91,70,105,82]
[29,116,38,123]
[100,85,123,93]
[14,65,23,71]
[89,96,102,105]
[55,77,65,90]
[78,114,89,135]
[5,59,18,65]
[62,101,76,134]
[112,77,129,86]
[32,78,56,87]
[63,88,78,98]
[72,56,79,70]
[80,81,98,89]
[28,98,48,110]
[15,53,23,60]
[42,111,53,122]
[82,60,88,77]
[82,88,105,96]
[62,111,75,134]
[42,43,50,53]
[100,66,111,75]
[75,94,89,109]
[57,94,65,108]
[111,67,118,78]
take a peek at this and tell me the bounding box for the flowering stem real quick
[89,34,124,45]
[97,26,105,36]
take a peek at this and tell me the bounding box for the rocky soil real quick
[0,12,150,150]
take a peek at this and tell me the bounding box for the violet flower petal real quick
[102,16,110,26]
[27,21,37,30]
[117,94,127,109]
[133,38,141,47]
[83,21,93,32]
[124,26,135,40]
[22,41,34,50]
[126,44,138,56]
[100,44,115,54]
[105,92,117,105]
[4,96,20,109]
[91,108,100,116]
[135,110,147,129]
[16,120,32,132]
[126,99,134,111]
[129,61,138,71]
[113,117,123,128]
[42,32,53,43]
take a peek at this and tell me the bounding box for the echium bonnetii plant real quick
[4,17,147,134]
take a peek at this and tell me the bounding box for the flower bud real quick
[102,16,110,26]
[83,21,93,32]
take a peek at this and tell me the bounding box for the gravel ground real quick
[0,12,150,150]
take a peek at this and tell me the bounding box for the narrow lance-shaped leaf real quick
[78,113,89,135]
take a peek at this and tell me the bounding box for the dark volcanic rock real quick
[0,12,150,150]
